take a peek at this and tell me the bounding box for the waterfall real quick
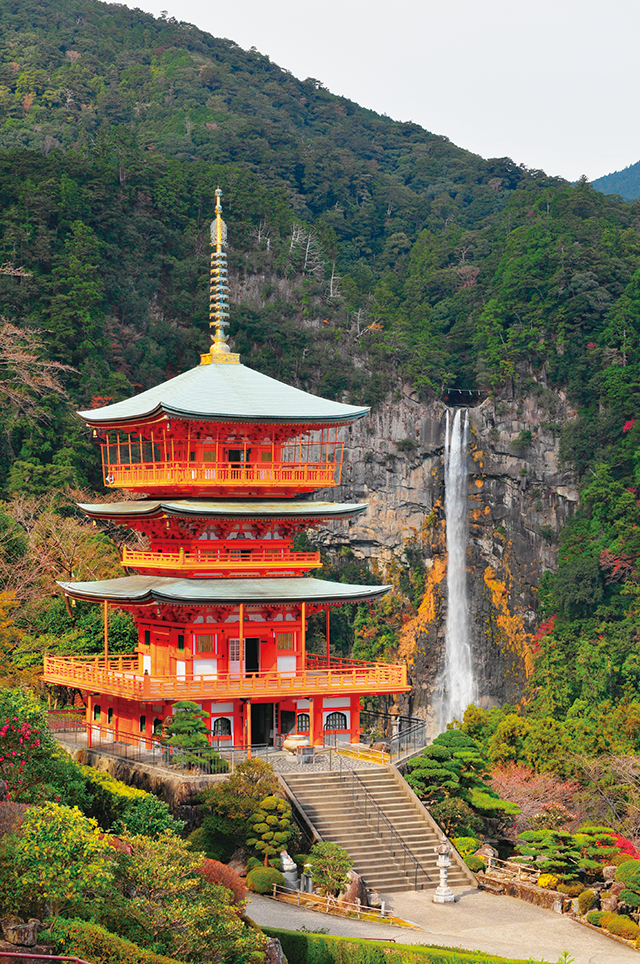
[440,408,475,729]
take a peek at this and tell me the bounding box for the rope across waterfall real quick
[440,408,476,728]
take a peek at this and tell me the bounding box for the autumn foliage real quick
[198,858,246,906]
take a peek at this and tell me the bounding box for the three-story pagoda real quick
[44,191,409,749]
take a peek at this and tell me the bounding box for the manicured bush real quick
[294,852,309,873]
[612,853,636,867]
[246,856,262,872]
[50,918,182,964]
[453,836,481,857]
[615,858,640,909]
[464,855,486,873]
[578,888,596,915]
[81,767,184,838]
[605,914,640,940]
[556,881,584,896]
[586,911,615,927]
[536,874,559,890]
[246,865,285,894]
[198,858,246,905]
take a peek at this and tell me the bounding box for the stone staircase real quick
[281,765,475,894]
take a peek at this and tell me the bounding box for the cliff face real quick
[316,389,579,731]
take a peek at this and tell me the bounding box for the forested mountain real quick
[593,161,640,202]
[2,0,640,755]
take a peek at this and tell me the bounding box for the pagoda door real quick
[229,637,260,676]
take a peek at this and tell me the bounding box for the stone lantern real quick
[433,834,455,903]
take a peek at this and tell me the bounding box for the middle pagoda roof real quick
[78,360,369,429]
[58,575,390,606]
[77,499,368,522]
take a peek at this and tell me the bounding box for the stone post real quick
[433,834,455,904]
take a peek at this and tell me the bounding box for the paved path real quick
[248,888,640,963]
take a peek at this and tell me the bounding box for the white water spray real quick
[440,408,475,728]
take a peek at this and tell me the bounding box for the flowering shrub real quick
[0,717,41,798]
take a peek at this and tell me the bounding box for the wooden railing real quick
[122,545,322,574]
[102,460,341,490]
[43,655,409,701]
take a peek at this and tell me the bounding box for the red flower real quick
[587,342,596,349]
[624,419,636,433]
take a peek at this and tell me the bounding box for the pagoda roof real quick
[78,360,368,428]
[58,575,390,606]
[77,499,368,522]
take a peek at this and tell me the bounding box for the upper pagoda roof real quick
[78,360,369,429]
[58,575,389,606]
[77,499,368,521]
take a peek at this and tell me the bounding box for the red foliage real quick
[198,858,246,906]
[100,833,132,853]
[624,419,636,433]
[89,395,113,410]
[600,548,636,584]
[587,342,596,349]
[610,832,640,858]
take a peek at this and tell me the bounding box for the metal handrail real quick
[323,736,433,890]
[359,709,428,763]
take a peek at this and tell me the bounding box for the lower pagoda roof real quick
[58,575,390,606]
[77,499,368,522]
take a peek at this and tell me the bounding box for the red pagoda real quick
[44,191,409,749]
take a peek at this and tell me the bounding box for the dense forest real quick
[0,0,640,849]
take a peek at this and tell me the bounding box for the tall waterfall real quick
[440,408,475,728]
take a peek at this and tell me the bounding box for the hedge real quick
[262,927,546,964]
[49,919,183,964]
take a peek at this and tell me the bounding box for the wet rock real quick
[1,917,42,946]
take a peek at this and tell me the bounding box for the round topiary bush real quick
[578,889,596,915]
[453,836,481,857]
[246,866,286,894]
[464,855,486,873]
[537,874,559,890]
[246,857,262,872]
[606,914,640,940]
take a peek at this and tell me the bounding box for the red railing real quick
[0,954,93,963]
[102,460,341,491]
[43,654,408,702]
[122,545,322,574]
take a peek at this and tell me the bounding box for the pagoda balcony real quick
[102,460,341,494]
[43,653,409,701]
[122,546,322,576]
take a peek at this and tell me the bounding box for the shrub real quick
[557,881,584,896]
[430,797,482,837]
[198,858,246,906]
[246,856,262,872]
[246,866,285,894]
[309,841,353,896]
[293,853,309,873]
[578,889,596,915]
[612,853,636,867]
[246,795,295,864]
[606,914,640,940]
[452,836,481,857]
[464,855,486,873]
[50,918,182,964]
[537,874,559,890]
[586,911,615,927]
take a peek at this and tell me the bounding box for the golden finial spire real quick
[201,188,239,365]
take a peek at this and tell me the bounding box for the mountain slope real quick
[593,161,640,201]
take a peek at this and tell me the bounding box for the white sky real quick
[128,0,640,182]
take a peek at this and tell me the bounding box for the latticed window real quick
[213,717,232,736]
[325,711,348,730]
[197,634,214,653]
[229,638,240,661]
[296,713,310,732]
[277,632,294,650]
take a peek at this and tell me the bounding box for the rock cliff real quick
[315,388,579,732]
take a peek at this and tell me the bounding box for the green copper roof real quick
[58,576,390,605]
[78,361,368,427]
[77,499,368,521]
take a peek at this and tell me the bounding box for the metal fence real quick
[48,712,280,776]
[359,708,428,763]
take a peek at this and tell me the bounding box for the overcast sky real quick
[128,0,639,183]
